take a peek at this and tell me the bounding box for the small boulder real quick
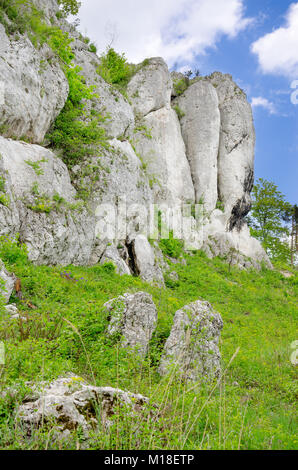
[105,291,157,356]
[132,235,164,286]
[100,245,131,276]
[16,375,150,438]
[159,300,223,381]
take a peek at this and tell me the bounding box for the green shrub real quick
[0,235,28,265]
[173,78,189,96]
[88,43,97,54]
[160,231,184,259]
[97,47,131,85]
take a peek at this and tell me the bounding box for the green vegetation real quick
[216,200,225,212]
[248,178,293,263]
[173,77,189,96]
[0,237,296,449]
[97,47,150,98]
[173,104,185,120]
[160,231,185,259]
[57,0,81,17]
[0,175,9,207]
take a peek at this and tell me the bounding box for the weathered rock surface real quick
[0,137,95,265]
[159,300,223,381]
[105,291,157,356]
[203,210,272,269]
[131,235,164,286]
[100,245,131,276]
[134,107,195,206]
[175,80,220,212]
[0,25,68,144]
[17,375,150,437]
[208,72,255,229]
[127,57,172,116]
[0,259,15,303]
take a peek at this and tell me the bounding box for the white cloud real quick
[251,96,276,114]
[251,3,298,77]
[77,0,252,66]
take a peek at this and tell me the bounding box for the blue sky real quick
[78,0,297,204]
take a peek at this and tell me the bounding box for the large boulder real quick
[0,259,15,303]
[208,72,255,229]
[0,25,69,144]
[159,300,223,381]
[17,375,150,437]
[127,57,172,117]
[100,245,131,276]
[105,291,158,356]
[131,235,164,286]
[175,80,220,212]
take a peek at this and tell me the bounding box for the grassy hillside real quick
[0,237,297,450]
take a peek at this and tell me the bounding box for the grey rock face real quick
[0,259,15,303]
[127,57,172,117]
[17,375,150,437]
[208,72,255,228]
[203,210,272,270]
[133,107,195,206]
[131,235,164,286]
[159,300,223,381]
[0,26,69,144]
[175,80,220,212]
[105,291,158,356]
[0,137,95,265]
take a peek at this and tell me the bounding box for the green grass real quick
[0,239,297,450]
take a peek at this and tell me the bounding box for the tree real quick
[57,0,81,16]
[247,178,293,263]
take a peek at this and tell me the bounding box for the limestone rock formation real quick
[127,57,172,117]
[159,300,223,381]
[0,1,271,274]
[105,291,157,356]
[17,375,150,437]
[0,137,95,265]
[0,24,68,144]
[175,79,220,212]
[208,72,256,228]
[0,259,15,303]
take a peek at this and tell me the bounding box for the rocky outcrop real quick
[159,300,223,381]
[208,72,255,228]
[0,24,68,144]
[0,137,95,265]
[127,57,172,117]
[17,375,151,437]
[133,107,195,206]
[175,79,220,212]
[0,259,15,303]
[105,291,157,356]
[0,3,270,273]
